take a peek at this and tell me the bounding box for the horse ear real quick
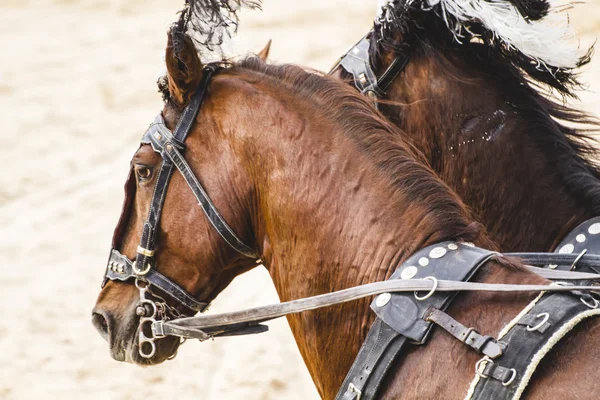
[257,39,272,61]
[165,30,204,107]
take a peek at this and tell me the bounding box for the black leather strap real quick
[337,319,409,400]
[469,290,600,399]
[336,242,494,400]
[426,307,504,359]
[104,65,257,314]
[507,252,600,272]
[335,31,409,102]
[106,250,209,313]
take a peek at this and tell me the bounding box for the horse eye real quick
[136,166,153,181]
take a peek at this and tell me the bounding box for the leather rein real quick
[102,62,600,369]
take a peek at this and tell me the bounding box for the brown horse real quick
[92,23,600,399]
[332,0,600,253]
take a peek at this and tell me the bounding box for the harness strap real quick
[426,307,504,359]
[508,252,600,271]
[338,319,409,400]
[466,290,600,399]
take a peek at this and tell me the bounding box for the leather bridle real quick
[330,33,410,107]
[102,64,260,358]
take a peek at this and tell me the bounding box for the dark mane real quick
[371,0,592,96]
[370,0,600,215]
[233,56,481,244]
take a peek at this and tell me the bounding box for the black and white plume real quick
[177,0,262,62]
[378,0,585,71]
[432,0,580,69]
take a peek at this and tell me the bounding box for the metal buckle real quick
[475,357,492,379]
[346,383,362,400]
[526,312,550,332]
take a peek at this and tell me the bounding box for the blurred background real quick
[0,1,598,399]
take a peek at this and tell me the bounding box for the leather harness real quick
[101,58,600,398]
[102,65,260,358]
[332,35,600,399]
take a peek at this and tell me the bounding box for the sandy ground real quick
[0,1,599,399]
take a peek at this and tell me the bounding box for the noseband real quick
[102,65,260,358]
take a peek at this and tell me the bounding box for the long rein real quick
[152,260,600,341]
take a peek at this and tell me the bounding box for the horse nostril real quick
[92,310,110,341]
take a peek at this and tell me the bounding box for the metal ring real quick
[138,338,156,359]
[132,260,152,276]
[502,368,517,387]
[570,249,587,271]
[581,295,600,309]
[526,312,550,332]
[475,357,492,379]
[134,278,148,290]
[414,277,439,301]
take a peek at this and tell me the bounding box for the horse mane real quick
[371,0,592,95]
[232,56,482,244]
[371,0,600,215]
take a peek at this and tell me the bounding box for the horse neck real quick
[382,50,595,251]
[223,70,484,396]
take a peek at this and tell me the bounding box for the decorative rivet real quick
[165,144,173,152]
[154,132,162,140]
[418,257,429,267]
[401,266,418,280]
[463,242,475,247]
[576,234,586,243]
[448,243,458,250]
[559,244,574,254]
[375,292,391,307]
[359,73,368,85]
[136,306,146,317]
[589,223,600,235]
[429,247,447,259]
[549,264,558,269]
[118,265,125,273]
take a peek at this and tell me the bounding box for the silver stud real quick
[549,264,558,270]
[165,144,173,152]
[559,244,574,254]
[154,132,162,140]
[448,243,458,250]
[576,234,586,243]
[359,73,368,86]
[418,257,429,267]
[463,242,475,247]
[401,266,418,279]
[429,247,447,259]
[589,223,600,235]
[375,293,391,307]
[118,265,125,273]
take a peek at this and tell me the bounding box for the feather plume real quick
[176,0,262,62]
[426,0,582,69]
